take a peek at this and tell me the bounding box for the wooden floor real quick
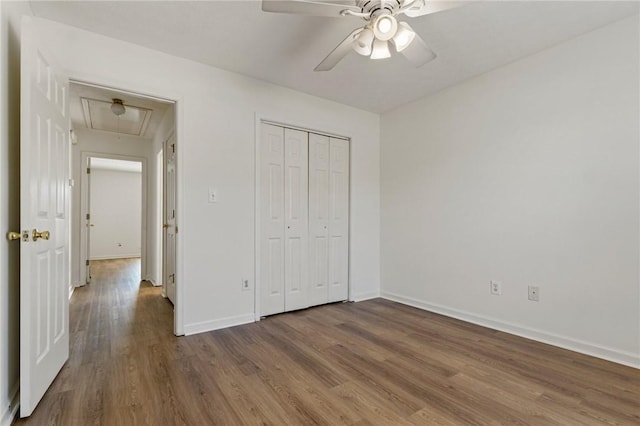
[16,259,639,425]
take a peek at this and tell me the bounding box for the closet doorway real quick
[257,122,350,317]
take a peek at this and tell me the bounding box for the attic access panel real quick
[81,97,152,136]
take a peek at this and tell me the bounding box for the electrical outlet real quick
[241,278,250,291]
[528,285,540,302]
[490,280,502,295]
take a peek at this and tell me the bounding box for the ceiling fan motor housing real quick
[356,0,404,19]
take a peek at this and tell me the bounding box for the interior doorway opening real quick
[69,80,177,326]
[84,156,144,284]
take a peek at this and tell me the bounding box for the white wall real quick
[89,169,142,260]
[32,17,380,334]
[71,129,153,286]
[0,3,31,424]
[381,16,640,367]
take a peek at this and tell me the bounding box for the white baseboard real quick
[351,291,380,302]
[90,254,141,261]
[381,291,640,369]
[68,284,75,300]
[1,384,19,426]
[183,313,255,336]
[145,276,162,287]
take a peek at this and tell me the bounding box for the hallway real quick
[15,258,174,425]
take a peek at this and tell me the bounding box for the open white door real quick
[85,157,92,284]
[163,132,177,304]
[19,16,70,417]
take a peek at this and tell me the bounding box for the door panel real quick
[163,133,177,304]
[283,128,308,311]
[308,133,330,306]
[260,124,285,316]
[259,125,349,315]
[328,138,349,302]
[20,16,70,417]
[85,157,92,284]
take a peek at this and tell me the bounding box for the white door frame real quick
[254,113,353,321]
[79,152,147,284]
[67,76,184,336]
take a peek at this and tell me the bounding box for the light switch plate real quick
[208,188,217,203]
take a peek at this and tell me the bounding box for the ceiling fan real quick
[262,0,464,71]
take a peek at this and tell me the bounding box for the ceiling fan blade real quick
[314,27,363,72]
[399,33,436,67]
[403,1,468,18]
[262,0,361,18]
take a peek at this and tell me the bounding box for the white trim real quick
[79,152,147,286]
[1,385,19,426]
[145,276,162,287]
[253,115,260,321]
[381,291,640,369]
[183,314,255,336]
[89,254,142,261]
[352,291,380,302]
[261,119,349,141]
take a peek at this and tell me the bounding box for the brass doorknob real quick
[6,231,21,241]
[163,223,169,229]
[32,229,50,241]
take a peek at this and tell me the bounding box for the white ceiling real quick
[32,1,639,113]
[69,82,172,139]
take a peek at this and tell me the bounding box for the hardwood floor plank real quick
[15,258,640,425]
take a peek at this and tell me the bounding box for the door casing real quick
[79,152,147,285]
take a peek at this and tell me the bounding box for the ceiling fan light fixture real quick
[370,39,391,60]
[372,14,398,41]
[353,28,374,56]
[110,98,126,116]
[391,22,416,52]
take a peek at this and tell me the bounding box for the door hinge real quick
[175,226,178,233]
[86,167,91,174]
[86,260,90,266]
[86,213,90,220]
[171,143,175,153]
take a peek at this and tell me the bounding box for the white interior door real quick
[163,133,177,304]
[308,133,330,306]
[260,124,285,316]
[85,157,92,284]
[328,138,350,302]
[283,128,309,311]
[20,16,70,417]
